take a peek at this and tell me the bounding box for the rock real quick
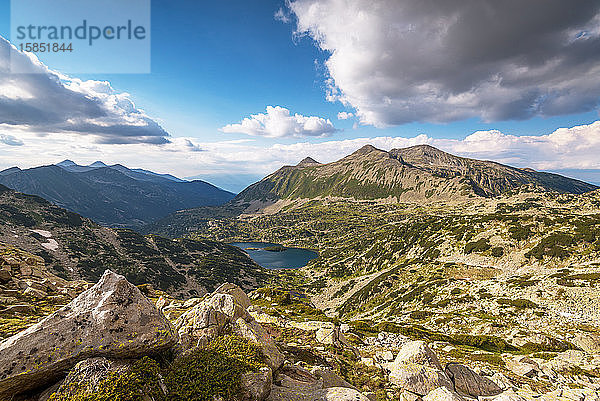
[311,367,355,389]
[234,317,285,371]
[214,282,252,310]
[23,286,47,299]
[389,362,454,396]
[382,350,395,361]
[574,333,600,354]
[0,268,11,283]
[504,356,539,378]
[315,387,371,400]
[37,379,64,401]
[423,387,465,401]
[0,270,178,399]
[176,285,285,371]
[47,357,166,399]
[240,366,272,401]
[393,341,443,370]
[175,292,248,347]
[316,327,337,345]
[491,389,525,401]
[398,390,422,401]
[268,365,323,401]
[389,341,452,396]
[445,363,502,397]
[0,296,18,305]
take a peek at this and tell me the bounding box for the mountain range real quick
[146,144,598,237]
[0,161,234,230]
[236,144,597,203]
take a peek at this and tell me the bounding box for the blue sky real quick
[1,0,600,192]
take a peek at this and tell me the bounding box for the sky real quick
[1,0,600,192]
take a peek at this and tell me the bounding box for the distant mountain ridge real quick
[235,144,597,203]
[0,161,235,229]
[0,183,267,297]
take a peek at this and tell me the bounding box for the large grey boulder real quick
[175,284,285,371]
[175,292,248,347]
[445,363,502,397]
[0,270,178,398]
[389,341,453,396]
[423,387,465,401]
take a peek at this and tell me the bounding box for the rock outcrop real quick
[389,341,453,396]
[445,363,502,397]
[175,285,285,371]
[0,270,177,398]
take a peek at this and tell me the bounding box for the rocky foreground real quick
[1,270,600,400]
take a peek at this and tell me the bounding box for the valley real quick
[2,145,600,400]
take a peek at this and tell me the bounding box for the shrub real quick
[165,335,264,401]
[464,238,491,254]
[491,247,504,257]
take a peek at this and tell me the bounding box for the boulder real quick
[445,363,502,397]
[214,282,252,310]
[315,387,371,400]
[389,362,454,396]
[0,270,178,399]
[175,292,249,347]
[423,387,465,401]
[491,389,526,401]
[240,366,273,401]
[504,356,539,378]
[393,341,443,370]
[389,341,452,396]
[573,333,600,354]
[234,317,285,371]
[311,367,356,389]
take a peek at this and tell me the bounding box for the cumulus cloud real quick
[288,0,600,126]
[0,36,169,144]
[4,121,600,190]
[220,106,337,138]
[337,111,354,120]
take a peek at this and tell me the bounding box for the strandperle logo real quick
[10,0,151,74]
[15,20,147,46]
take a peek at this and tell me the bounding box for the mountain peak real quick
[89,161,107,168]
[351,144,386,157]
[297,157,320,167]
[56,160,76,167]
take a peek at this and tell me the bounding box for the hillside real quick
[0,161,234,229]
[146,144,597,238]
[0,184,268,298]
[236,144,596,203]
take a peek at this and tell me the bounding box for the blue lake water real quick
[229,242,318,269]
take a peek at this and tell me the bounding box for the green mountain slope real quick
[236,144,597,202]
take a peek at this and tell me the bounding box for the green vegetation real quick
[49,336,264,401]
[49,357,165,401]
[166,336,265,401]
[497,298,538,309]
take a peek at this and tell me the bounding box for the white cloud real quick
[337,111,354,120]
[0,36,169,144]
[220,106,337,138]
[288,0,600,127]
[4,121,600,190]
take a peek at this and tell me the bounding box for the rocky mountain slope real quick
[0,185,268,298]
[146,145,597,238]
[1,271,598,401]
[235,144,596,203]
[0,161,234,229]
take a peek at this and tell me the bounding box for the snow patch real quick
[31,229,52,238]
[41,239,59,251]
